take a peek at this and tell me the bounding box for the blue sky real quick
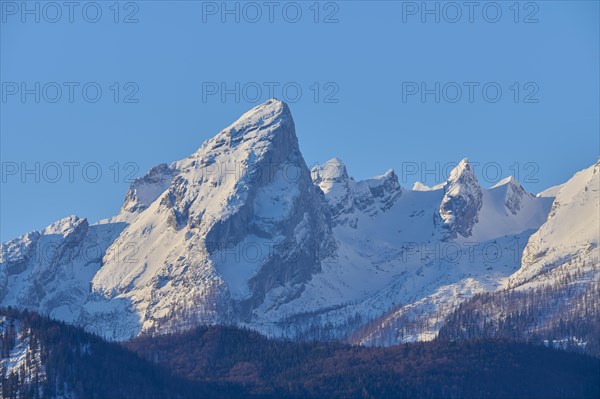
[1,0,599,240]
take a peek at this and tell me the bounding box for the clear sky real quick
[1,0,599,241]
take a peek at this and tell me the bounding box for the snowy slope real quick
[508,159,599,288]
[537,183,564,198]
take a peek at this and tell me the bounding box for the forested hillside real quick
[439,271,600,356]
[2,307,599,399]
[0,308,253,399]
[126,324,600,399]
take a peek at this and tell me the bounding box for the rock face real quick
[490,176,533,215]
[311,158,402,227]
[437,159,483,239]
[354,169,402,216]
[121,163,178,214]
[311,158,355,224]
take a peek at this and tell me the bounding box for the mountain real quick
[438,161,600,355]
[0,99,596,351]
[91,99,335,337]
[283,157,553,344]
[437,158,483,239]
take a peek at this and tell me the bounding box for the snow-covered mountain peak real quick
[195,99,292,154]
[548,158,599,209]
[1,215,88,271]
[117,100,293,223]
[412,181,430,191]
[492,175,517,188]
[438,159,483,238]
[310,158,355,225]
[357,169,401,201]
[370,168,397,183]
[41,215,86,236]
[412,181,445,191]
[312,158,403,224]
[227,98,290,133]
[487,175,533,216]
[91,99,335,335]
[119,164,178,219]
[446,158,478,186]
[353,169,402,216]
[311,158,349,192]
[325,157,346,169]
